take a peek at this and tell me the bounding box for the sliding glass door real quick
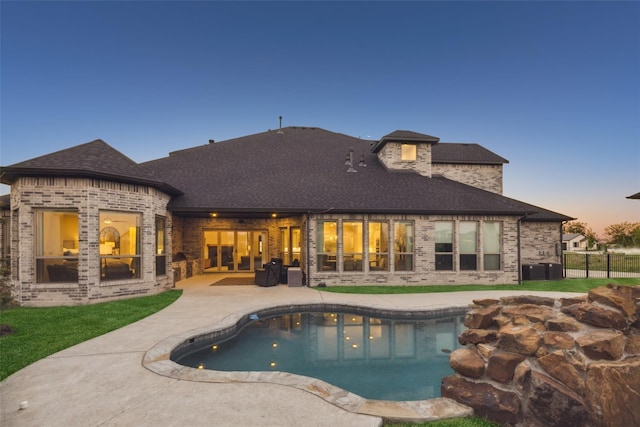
[203,230,266,272]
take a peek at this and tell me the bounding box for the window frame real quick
[316,220,337,272]
[459,221,478,271]
[155,216,166,276]
[35,209,79,284]
[393,221,414,271]
[342,221,364,272]
[483,221,502,271]
[435,221,454,271]
[99,210,142,281]
[368,221,389,272]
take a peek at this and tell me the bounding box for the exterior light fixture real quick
[197,363,204,370]
[272,342,278,348]
[271,213,277,218]
[269,361,277,368]
[211,213,217,218]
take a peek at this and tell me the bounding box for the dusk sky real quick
[1,1,638,238]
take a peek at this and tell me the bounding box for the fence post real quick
[607,253,610,278]
[585,253,589,278]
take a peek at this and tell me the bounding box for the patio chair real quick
[255,261,279,287]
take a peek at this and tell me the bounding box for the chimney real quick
[208,139,215,144]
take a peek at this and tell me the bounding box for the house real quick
[0,127,573,306]
[562,233,588,251]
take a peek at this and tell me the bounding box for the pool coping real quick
[143,302,474,423]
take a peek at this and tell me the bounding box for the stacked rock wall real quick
[441,285,640,427]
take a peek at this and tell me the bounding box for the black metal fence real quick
[563,252,640,279]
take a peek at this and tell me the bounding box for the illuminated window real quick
[36,210,79,283]
[317,221,337,271]
[401,144,417,161]
[394,221,414,271]
[100,211,141,281]
[156,216,166,276]
[368,221,389,271]
[342,221,363,271]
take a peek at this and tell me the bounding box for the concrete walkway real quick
[0,275,578,427]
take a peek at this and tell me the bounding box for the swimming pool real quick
[172,308,466,401]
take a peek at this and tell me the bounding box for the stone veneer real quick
[9,176,173,306]
[442,284,640,427]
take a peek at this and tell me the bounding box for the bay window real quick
[156,216,166,276]
[36,210,79,283]
[100,211,141,281]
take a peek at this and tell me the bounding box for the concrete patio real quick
[0,275,577,426]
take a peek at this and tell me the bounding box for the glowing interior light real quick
[352,344,358,349]
[272,342,278,348]
[212,345,218,350]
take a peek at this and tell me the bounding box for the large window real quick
[394,221,414,271]
[36,210,79,283]
[343,221,363,271]
[368,221,389,271]
[435,221,454,270]
[156,216,166,276]
[483,222,501,270]
[100,211,141,281]
[459,221,478,270]
[317,221,337,271]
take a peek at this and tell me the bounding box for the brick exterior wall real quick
[377,142,433,176]
[432,163,504,194]
[9,177,173,306]
[307,214,522,287]
[520,221,563,265]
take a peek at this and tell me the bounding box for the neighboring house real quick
[627,192,640,200]
[562,233,588,251]
[0,127,573,306]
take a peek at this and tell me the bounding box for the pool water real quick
[174,311,466,401]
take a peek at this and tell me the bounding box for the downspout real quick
[305,211,311,286]
[517,214,529,285]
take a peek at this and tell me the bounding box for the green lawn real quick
[318,277,640,295]
[385,417,499,427]
[0,290,182,380]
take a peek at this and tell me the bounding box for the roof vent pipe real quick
[277,116,284,134]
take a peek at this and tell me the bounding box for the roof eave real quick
[0,167,183,196]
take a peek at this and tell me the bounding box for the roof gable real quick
[1,139,181,195]
[371,130,439,153]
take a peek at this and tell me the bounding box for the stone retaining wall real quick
[441,284,640,427]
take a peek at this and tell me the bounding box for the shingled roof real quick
[432,143,509,165]
[1,139,181,195]
[140,127,571,221]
